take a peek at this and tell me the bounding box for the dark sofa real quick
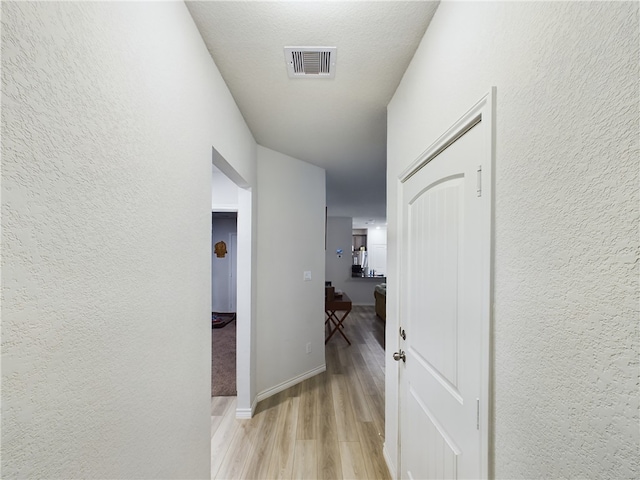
[374,283,386,322]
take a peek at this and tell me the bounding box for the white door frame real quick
[229,232,237,312]
[212,147,256,419]
[396,88,495,478]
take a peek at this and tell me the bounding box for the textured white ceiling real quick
[187,1,439,227]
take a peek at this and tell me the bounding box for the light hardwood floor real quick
[211,305,390,480]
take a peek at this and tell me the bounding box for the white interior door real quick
[398,94,493,479]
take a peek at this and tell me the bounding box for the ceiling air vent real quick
[284,47,337,79]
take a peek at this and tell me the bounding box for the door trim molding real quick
[399,89,495,184]
[396,87,496,479]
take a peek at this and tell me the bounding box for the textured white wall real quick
[387,2,639,478]
[1,2,256,478]
[256,146,326,395]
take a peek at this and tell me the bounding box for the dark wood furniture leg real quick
[325,308,352,345]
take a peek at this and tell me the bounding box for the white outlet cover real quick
[303,271,312,281]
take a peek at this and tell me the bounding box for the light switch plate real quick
[303,271,312,281]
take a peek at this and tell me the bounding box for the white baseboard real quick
[256,364,326,404]
[236,396,258,419]
[235,407,252,419]
[383,443,397,480]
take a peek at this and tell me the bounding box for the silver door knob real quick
[392,351,406,362]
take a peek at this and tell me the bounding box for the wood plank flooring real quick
[211,305,389,480]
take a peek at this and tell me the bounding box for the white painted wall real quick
[386,2,639,478]
[212,166,239,210]
[211,217,237,312]
[325,217,383,306]
[1,2,257,477]
[211,167,240,313]
[256,146,326,397]
[325,215,354,289]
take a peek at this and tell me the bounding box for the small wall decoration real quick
[214,240,227,258]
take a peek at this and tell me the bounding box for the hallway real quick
[210,306,390,479]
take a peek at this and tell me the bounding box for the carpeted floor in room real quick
[212,313,236,397]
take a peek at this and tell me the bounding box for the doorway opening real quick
[211,211,238,396]
[211,147,255,418]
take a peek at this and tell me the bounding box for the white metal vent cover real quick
[284,47,337,79]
